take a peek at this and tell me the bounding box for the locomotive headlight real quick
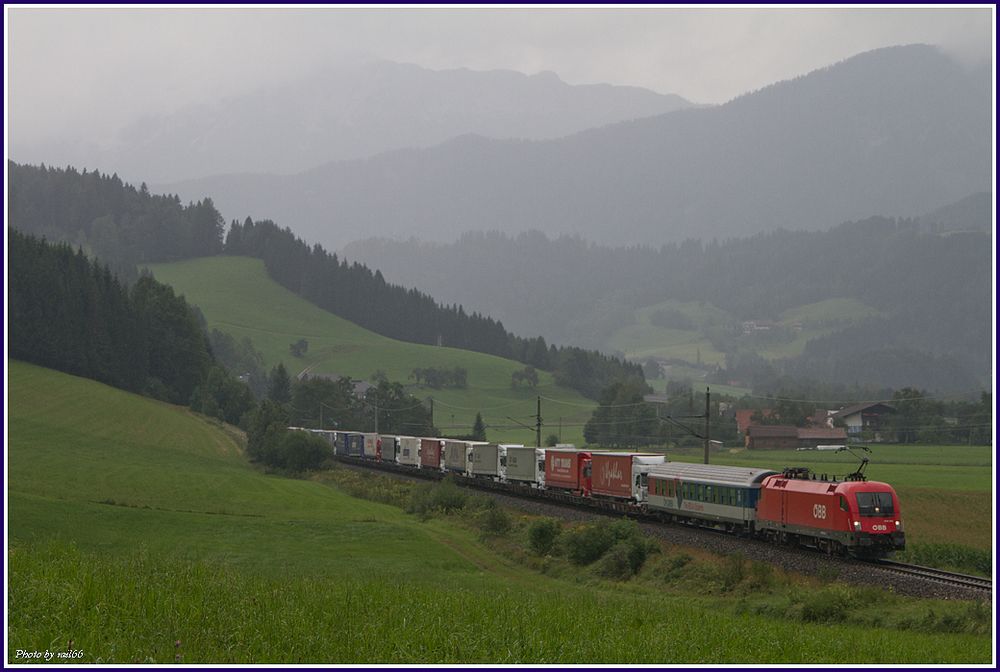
[853,521,861,531]
[895,520,902,530]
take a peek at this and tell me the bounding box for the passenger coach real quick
[645,463,778,533]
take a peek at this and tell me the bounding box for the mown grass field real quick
[147,256,593,445]
[607,299,729,364]
[7,362,993,664]
[670,445,994,553]
[608,296,882,364]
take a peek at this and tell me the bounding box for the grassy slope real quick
[7,360,478,578]
[148,256,594,445]
[6,362,990,663]
[670,445,993,550]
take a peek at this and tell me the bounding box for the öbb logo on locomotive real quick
[813,504,827,520]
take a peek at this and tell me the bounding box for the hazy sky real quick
[6,6,994,144]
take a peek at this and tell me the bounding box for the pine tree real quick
[472,412,487,441]
[268,363,292,404]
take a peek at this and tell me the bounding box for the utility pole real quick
[704,387,711,465]
[374,398,379,434]
[536,396,543,448]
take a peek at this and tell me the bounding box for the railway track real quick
[874,560,993,592]
[335,456,993,598]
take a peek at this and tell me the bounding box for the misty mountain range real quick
[157,44,991,250]
[13,60,693,185]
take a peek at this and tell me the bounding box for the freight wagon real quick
[590,452,667,502]
[397,436,421,467]
[544,448,592,495]
[420,438,445,471]
[504,446,544,486]
[362,433,380,460]
[344,433,365,457]
[378,434,400,462]
[443,440,488,476]
[334,431,363,457]
[470,443,520,481]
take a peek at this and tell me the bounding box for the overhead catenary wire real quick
[431,398,525,412]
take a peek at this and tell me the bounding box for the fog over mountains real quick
[159,45,990,250]
[15,60,693,185]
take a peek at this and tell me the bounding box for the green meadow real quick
[148,256,593,445]
[5,362,992,663]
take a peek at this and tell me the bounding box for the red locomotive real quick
[756,467,904,557]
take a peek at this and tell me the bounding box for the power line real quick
[431,398,525,412]
[538,394,641,409]
[735,390,987,405]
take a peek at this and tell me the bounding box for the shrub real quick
[658,552,692,583]
[595,543,634,580]
[563,524,616,565]
[527,518,562,556]
[746,560,775,592]
[562,519,658,568]
[719,553,746,592]
[280,431,330,472]
[800,585,856,623]
[406,477,467,518]
[477,507,511,538]
[595,537,656,581]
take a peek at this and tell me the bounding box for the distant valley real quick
[344,195,993,394]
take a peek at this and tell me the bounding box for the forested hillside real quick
[345,214,992,394]
[9,230,214,404]
[225,218,642,399]
[7,162,642,400]
[8,162,223,278]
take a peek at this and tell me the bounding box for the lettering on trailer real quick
[598,460,624,487]
[552,456,572,472]
[813,504,827,520]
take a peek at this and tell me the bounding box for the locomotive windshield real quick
[855,491,894,516]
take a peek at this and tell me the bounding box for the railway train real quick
[290,427,905,558]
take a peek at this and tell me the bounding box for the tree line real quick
[8,162,224,276]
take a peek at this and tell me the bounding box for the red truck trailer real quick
[544,448,592,495]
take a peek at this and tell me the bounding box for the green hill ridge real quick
[148,256,595,444]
